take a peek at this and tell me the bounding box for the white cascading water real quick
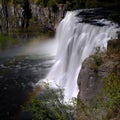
[39,10,119,101]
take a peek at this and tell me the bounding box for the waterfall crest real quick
[41,10,119,100]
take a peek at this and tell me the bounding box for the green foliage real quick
[1,0,120,10]
[85,0,99,8]
[108,12,120,24]
[23,87,75,120]
[33,0,120,9]
[91,47,103,73]
[77,73,120,120]
[103,74,120,111]
[35,0,48,7]
[93,47,103,66]
[65,1,71,9]
[0,34,19,50]
[47,0,58,13]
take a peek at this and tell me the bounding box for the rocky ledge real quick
[77,37,120,120]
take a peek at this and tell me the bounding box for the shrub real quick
[91,47,103,73]
[22,87,75,120]
[103,74,120,112]
[77,73,120,120]
[47,0,58,13]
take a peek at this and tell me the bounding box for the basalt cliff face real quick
[77,38,120,120]
[0,4,65,33]
[30,4,65,29]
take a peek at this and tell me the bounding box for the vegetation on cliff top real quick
[31,0,120,9]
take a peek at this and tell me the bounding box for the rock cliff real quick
[77,38,120,120]
[0,3,65,34]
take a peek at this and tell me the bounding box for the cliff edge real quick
[77,37,120,120]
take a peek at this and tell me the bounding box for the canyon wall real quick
[0,3,65,34]
[77,38,120,120]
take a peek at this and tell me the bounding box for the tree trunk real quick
[1,0,8,34]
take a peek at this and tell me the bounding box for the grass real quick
[0,34,19,50]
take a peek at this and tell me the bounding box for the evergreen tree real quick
[21,0,32,29]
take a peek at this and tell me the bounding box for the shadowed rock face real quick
[77,39,120,120]
[77,57,116,104]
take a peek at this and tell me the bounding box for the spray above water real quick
[38,10,119,101]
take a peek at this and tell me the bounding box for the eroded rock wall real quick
[0,3,65,33]
[77,38,120,120]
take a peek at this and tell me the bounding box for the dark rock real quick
[77,57,116,104]
[76,37,120,119]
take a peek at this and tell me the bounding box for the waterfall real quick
[39,10,119,101]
